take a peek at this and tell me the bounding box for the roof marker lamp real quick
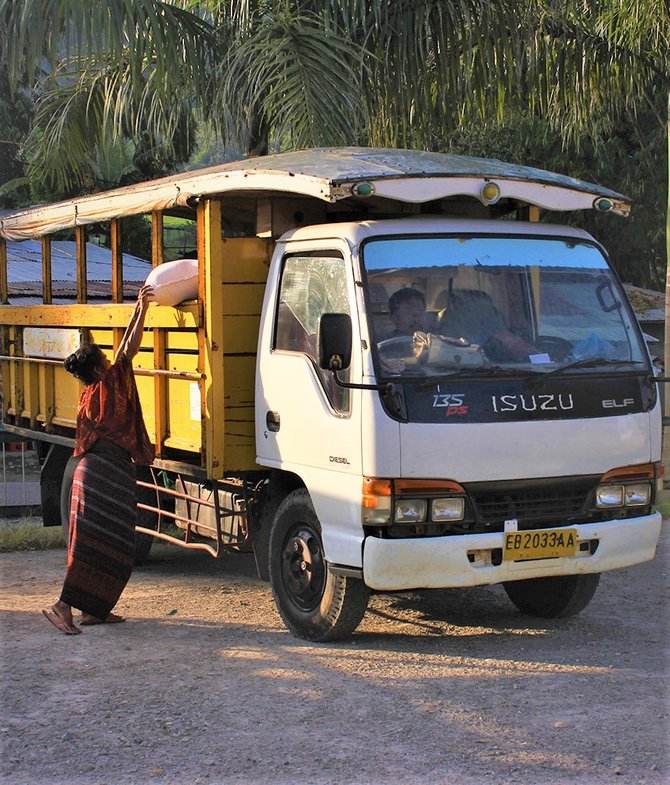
[480,181,501,205]
[594,197,613,213]
[351,181,375,198]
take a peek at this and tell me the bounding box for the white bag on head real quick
[145,258,198,306]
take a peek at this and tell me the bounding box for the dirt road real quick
[1,521,668,785]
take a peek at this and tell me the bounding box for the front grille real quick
[466,476,597,530]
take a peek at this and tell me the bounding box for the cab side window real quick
[274,252,351,412]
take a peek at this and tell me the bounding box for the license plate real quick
[503,528,578,562]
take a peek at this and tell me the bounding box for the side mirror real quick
[319,313,352,371]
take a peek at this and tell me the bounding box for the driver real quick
[388,287,427,336]
[378,287,427,374]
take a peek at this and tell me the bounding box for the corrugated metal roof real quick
[4,240,151,304]
[6,239,150,282]
[623,285,665,323]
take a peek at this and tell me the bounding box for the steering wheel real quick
[377,335,416,359]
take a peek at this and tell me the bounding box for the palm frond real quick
[217,6,367,149]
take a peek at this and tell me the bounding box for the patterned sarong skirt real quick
[60,439,137,619]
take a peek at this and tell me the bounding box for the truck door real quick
[256,247,363,565]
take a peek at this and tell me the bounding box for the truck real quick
[0,147,663,640]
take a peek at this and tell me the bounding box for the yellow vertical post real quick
[25,358,39,427]
[150,211,167,455]
[152,329,167,457]
[0,237,7,304]
[151,211,164,268]
[663,93,670,483]
[219,237,272,471]
[0,237,8,421]
[75,226,87,304]
[110,219,124,356]
[198,198,225,479]
[111,219,123,303]
[11,325,24,425]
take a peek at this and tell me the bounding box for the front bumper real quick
[362,513,662,591]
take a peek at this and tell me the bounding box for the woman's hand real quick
[137,284,155,308]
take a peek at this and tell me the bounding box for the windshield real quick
[362,234,648,379]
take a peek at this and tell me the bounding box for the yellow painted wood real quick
[53,368,80,424]
[111,220,123,303]
[220,283,266,314]
[220,237,272,282]
[165,331,199,352]
[153,328,167,457]
[10,327,25,425]
[0,238,7,304]
[0,218,271,474]
[151,211,164,268]
[38,362,56,429]
[200,199,225,477]
[23,357,40,427]
[0,303,200,328]
[220,237,272,471]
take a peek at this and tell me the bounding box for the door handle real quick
[266,411,280,432]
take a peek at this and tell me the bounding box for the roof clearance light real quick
[351,181,375,198]
[594,197,614,213]
[480,181,501,205]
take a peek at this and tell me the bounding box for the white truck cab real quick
[255,214,661,637]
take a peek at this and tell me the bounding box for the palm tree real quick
[0,0,667,193]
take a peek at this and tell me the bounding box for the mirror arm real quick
[332,371,393,393]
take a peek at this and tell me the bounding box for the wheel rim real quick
[280,522,327,612]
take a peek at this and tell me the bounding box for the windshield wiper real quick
[408,365,542,388]
[539,358,646,379]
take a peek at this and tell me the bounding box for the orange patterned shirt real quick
[73,353,155,465]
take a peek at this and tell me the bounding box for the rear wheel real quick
[503,573,600,618]
[269,489,370,641]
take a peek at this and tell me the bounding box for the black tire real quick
[268,489,370,641]
[503,573,600,618]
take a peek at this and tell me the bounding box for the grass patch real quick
[655,501,670,520]
[0,521,66,552]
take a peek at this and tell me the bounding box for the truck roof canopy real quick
[0,147,631,241]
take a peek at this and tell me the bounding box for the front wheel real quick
[503,573,600,618]
[269,489,370,641]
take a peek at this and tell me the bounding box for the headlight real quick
[431,497,465,521]
[596,485,625,507]
[595,483,651,508]
[394,499,427,523]
[624,484,651,506]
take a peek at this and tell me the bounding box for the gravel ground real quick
[0,516,668,785]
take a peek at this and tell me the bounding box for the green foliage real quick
[439,107,667,289]
[0,72,34,208]
[0,0,667,286]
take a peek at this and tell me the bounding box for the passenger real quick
[42,285,155,635]
[436,289,504,345]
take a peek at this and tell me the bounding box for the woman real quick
[42,285,155,635]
